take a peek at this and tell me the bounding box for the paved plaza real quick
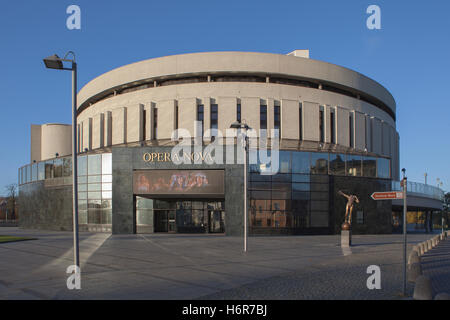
[0,227,447,300]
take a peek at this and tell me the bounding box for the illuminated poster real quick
[133,170,224,196]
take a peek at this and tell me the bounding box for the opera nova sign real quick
[143,151,214,163]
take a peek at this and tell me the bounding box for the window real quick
[346,155,361,176]
[237,104,241,122]
[292,152,310,174]
[274,105,281,137]
[319,107,324,143]
[377,158,390,179]
[330,109,336,144]
[260,105,267,130]
[362,156,376,177]
[175,105,179,131]
[299,103,303,140]
[329,154,346,175]
[210,104,218,141]
[311,153,328,174]
[152,108,158,139]
[349,113,354,148]
[142,109,146,141]
[197,104,204,135]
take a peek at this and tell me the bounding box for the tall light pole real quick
[230,120,251,252]
[43,52,79,268]
[401,168,407,296]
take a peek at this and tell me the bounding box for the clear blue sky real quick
[0,0,449,195]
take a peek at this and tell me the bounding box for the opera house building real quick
[18,51,444,235]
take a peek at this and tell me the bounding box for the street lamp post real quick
[401,168,407,296]
[230,121,251,253]
[43,52,79,268]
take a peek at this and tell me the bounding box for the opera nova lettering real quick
[143,151,213,163]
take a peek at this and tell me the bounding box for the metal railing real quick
[392,180,444,201]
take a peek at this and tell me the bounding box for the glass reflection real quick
[311,153,328,174]
[329,154,345,175]
[377,158,390,179]
[362,156,377,177]
[346,155,362,176]
[292,152,310,173]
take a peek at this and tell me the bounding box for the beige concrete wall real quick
[178,98,197,137]
[92,113,104,150]
[302,101,320,142]
[381,121,390,157]
[40,124,72,161]
[112,107,126,145]
[218,96,237,137]
[241,97,260,132]
[126,104,143,143]
[371,117,382,155]
[72,52,398,163]
[281,99,299,140]
[354,111,366,150]
[77,52,396,116]
[157,100,175,140]
[336,107,350,147]
[30,124,42,163]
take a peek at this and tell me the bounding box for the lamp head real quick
[43,54,63,70]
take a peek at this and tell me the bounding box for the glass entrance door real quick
[208,210,225,233]
[154,210,168,232]
[168,210,176,233]
[143,199,225,233]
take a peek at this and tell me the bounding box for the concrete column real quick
[178,98,197,138]
[354,111,366,151]
[92,113,104,149]
[281,99,299,140]
[126,104,143,143]
[112,107,126,145]
[30,124,42,163]
[336,106,350,147]
[324,105,331,144]
[83,118,92,151]
[218,96,237,136]
[241,97,260,133]
[381,121,390,156]
[365,114,372,152]
[371,117,382,155]
[302,101,320,142]
[155,100,176,140]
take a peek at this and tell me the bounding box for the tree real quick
[4,184,17,220]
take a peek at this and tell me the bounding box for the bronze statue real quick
[338,190,359,226]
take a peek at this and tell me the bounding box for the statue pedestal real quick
[341,229,352,248]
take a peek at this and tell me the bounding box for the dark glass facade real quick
[18,149,392,235]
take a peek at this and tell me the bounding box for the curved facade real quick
[21,51,429,236]
[30,123,72,162]
[75,51,399,180]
